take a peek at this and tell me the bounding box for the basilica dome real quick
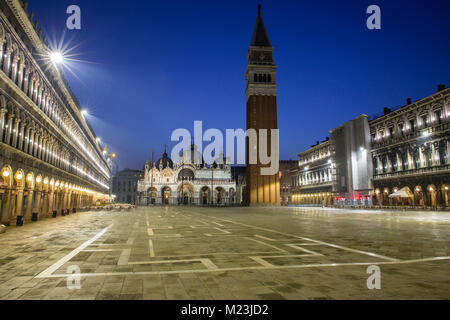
[156,152,174,169]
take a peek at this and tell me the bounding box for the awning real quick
[389,188,413,198]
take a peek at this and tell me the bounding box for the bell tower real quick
[245,5,280,206]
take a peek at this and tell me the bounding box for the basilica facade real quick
[137,146,237,205]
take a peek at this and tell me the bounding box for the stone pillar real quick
[14,188,24,226]
[42,191,49,218]
[0,108,6,141]
[2,49,11,75]
[432,142,440,166]
[23,69,30,94]
[37,135,42,159]
[17,62,25,89]
[23,188,33,222]
[11,117,20,148]
[0,189,12,226]
[5,114,13,145]
[28,128,35,155]
[28,78,34,98]
[23,125,30,153]
[419,148,425,168]
[52,191,59,218]
[396,152,403,171]
[386,156,392,173]
[48,191,54,216]
[447,140,450,164]
[32,190,42,221]
[17,121,25,151]
[11,56,18,83]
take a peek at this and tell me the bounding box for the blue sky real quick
[29,0,450,170]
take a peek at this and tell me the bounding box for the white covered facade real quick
[137,146,237,205]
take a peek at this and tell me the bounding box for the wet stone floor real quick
[0,206,449,300]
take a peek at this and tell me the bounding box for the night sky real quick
[28,0,450,171]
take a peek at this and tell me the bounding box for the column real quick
[48,191,54,216]
[5,114,13,145]
[11,55,18,83]
[37,135,42,159]
[11,117,20,148]
[2,48,11,75]
[14,188,24,226]
[24,125,30,153]
[28,128,35,155]
[24,189,34,222]
[17,61,25,89]
[447,139,450,164]
[432,142,440,166]
[41,191,49,218]
[0,189,12,226]
[17,120,24,151]
[0,108,6,141]
[23,69,30,94]
[396,152,403,171]
[32,189,42,221]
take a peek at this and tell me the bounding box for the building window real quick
[398,123,404,136]
[410,119,416,132]
[435,110,442,124]
[421,115,428,128]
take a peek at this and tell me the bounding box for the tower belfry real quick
[245,5,280,205]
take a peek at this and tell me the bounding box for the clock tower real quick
[245,5,280,206]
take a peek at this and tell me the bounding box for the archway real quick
[426,185,437,207]
[414,186,424,206]
[229,188,236,204]
[178,184,193,205]
[201,186,210,205]
[148,187,157,205]
[0,166,13,224]
[161,187,171,205]
[215,187,225,205]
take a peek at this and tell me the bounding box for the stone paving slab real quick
[0,206,450,300]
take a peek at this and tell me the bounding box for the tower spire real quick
[251,4,272,47]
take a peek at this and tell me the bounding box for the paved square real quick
[1,206,449,300]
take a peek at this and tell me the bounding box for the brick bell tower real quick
[245,5,280,206]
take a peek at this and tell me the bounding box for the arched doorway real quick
[229,188,236,204]
[215,187,225,205]
[201,186,210,205]
[414,186,424,206]
[0,166,13,225]
[427,185,437,207]
[162,187,171,205]
[148,187,157,205]
[178,184,193,205]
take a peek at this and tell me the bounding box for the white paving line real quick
[286,244,323,256]
[249,256,276,268]
[35,224,113,278]
[246,237,288,253]
[212,221,225,227]
[41,256,450,278]
[118,249,131,266]
[201,259,219,270]
[195,213,399,262]
[149,240,155,258]
[255,235,277,242]
[147,228,154,236]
